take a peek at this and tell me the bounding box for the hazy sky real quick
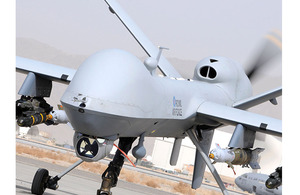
[16,0,282,65]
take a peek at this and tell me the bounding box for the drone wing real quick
[197,101,282,137]
[104,0,182,78]
[233,87,282,110]
[16,56,76,84]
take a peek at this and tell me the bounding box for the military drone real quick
[16,0,281,195]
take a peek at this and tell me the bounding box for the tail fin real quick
[192,130,214,189]
[215,143,221,149]
[249,148,265,169]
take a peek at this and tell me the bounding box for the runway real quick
[16,155,175,195]
[16,138,248,195]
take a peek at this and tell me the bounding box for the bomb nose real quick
[209,153,214,159]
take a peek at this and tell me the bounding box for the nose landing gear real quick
[31,168,49,195]
[31,159,84,195]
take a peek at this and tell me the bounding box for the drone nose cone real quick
[209,153,214,159]
[266,180,273,189]
[234,177,242,188]
[265,178,278,189]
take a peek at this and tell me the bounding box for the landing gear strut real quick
[97,137,136,195]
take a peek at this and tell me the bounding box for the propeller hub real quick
[84,144,92,151]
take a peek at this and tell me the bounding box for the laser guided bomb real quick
[209,143,264,174]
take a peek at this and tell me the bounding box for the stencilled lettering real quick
[172,96,183,116]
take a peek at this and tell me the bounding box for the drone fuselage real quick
[61,49,252,139]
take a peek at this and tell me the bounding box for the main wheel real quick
[96,189,112,195]
[31,168,49,195]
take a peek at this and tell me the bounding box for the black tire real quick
[97,189,111,195]
[31,168,49,195]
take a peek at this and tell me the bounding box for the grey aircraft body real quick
[235,173,282,195]
[15,0,282,195]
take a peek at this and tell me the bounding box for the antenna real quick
[156,46,169,63]
[144,46,169,76]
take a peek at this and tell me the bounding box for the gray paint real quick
[187,129,228,195]
[233,87,282,109]
[132,133,147,159]
[235,173,282,195]
[16,56,76,84]
[18,72,52,97]
[15,0,282,192]
[228,124,256,148]
[197,101,281,136]
[104,0,182,78]
[169,138,183,166]
[191,130,214,189]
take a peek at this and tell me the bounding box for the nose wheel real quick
[31,168,49,195]
[30,159,84,195]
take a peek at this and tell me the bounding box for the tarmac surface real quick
[16,155,175,195]
[16,138,248,195]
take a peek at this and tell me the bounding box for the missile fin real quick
[249,148,265,169]
[249,162,261,169]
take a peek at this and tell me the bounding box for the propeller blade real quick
[78,137,92,156]
[80,149,88,155]
[83,137,91,146]
[91,140,99,156]
[247,31,282,80]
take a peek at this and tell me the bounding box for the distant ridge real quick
[16,37,199,78]
[16,38,87,69]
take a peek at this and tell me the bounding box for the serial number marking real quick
[172,96,182,116]
[172,108,182,116]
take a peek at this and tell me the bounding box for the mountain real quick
[16,38,87,69]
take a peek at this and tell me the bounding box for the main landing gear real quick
[30,137,136,195]
[97,137,136,195]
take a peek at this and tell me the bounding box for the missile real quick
[209,143,264,174]
[17,112,53,127]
